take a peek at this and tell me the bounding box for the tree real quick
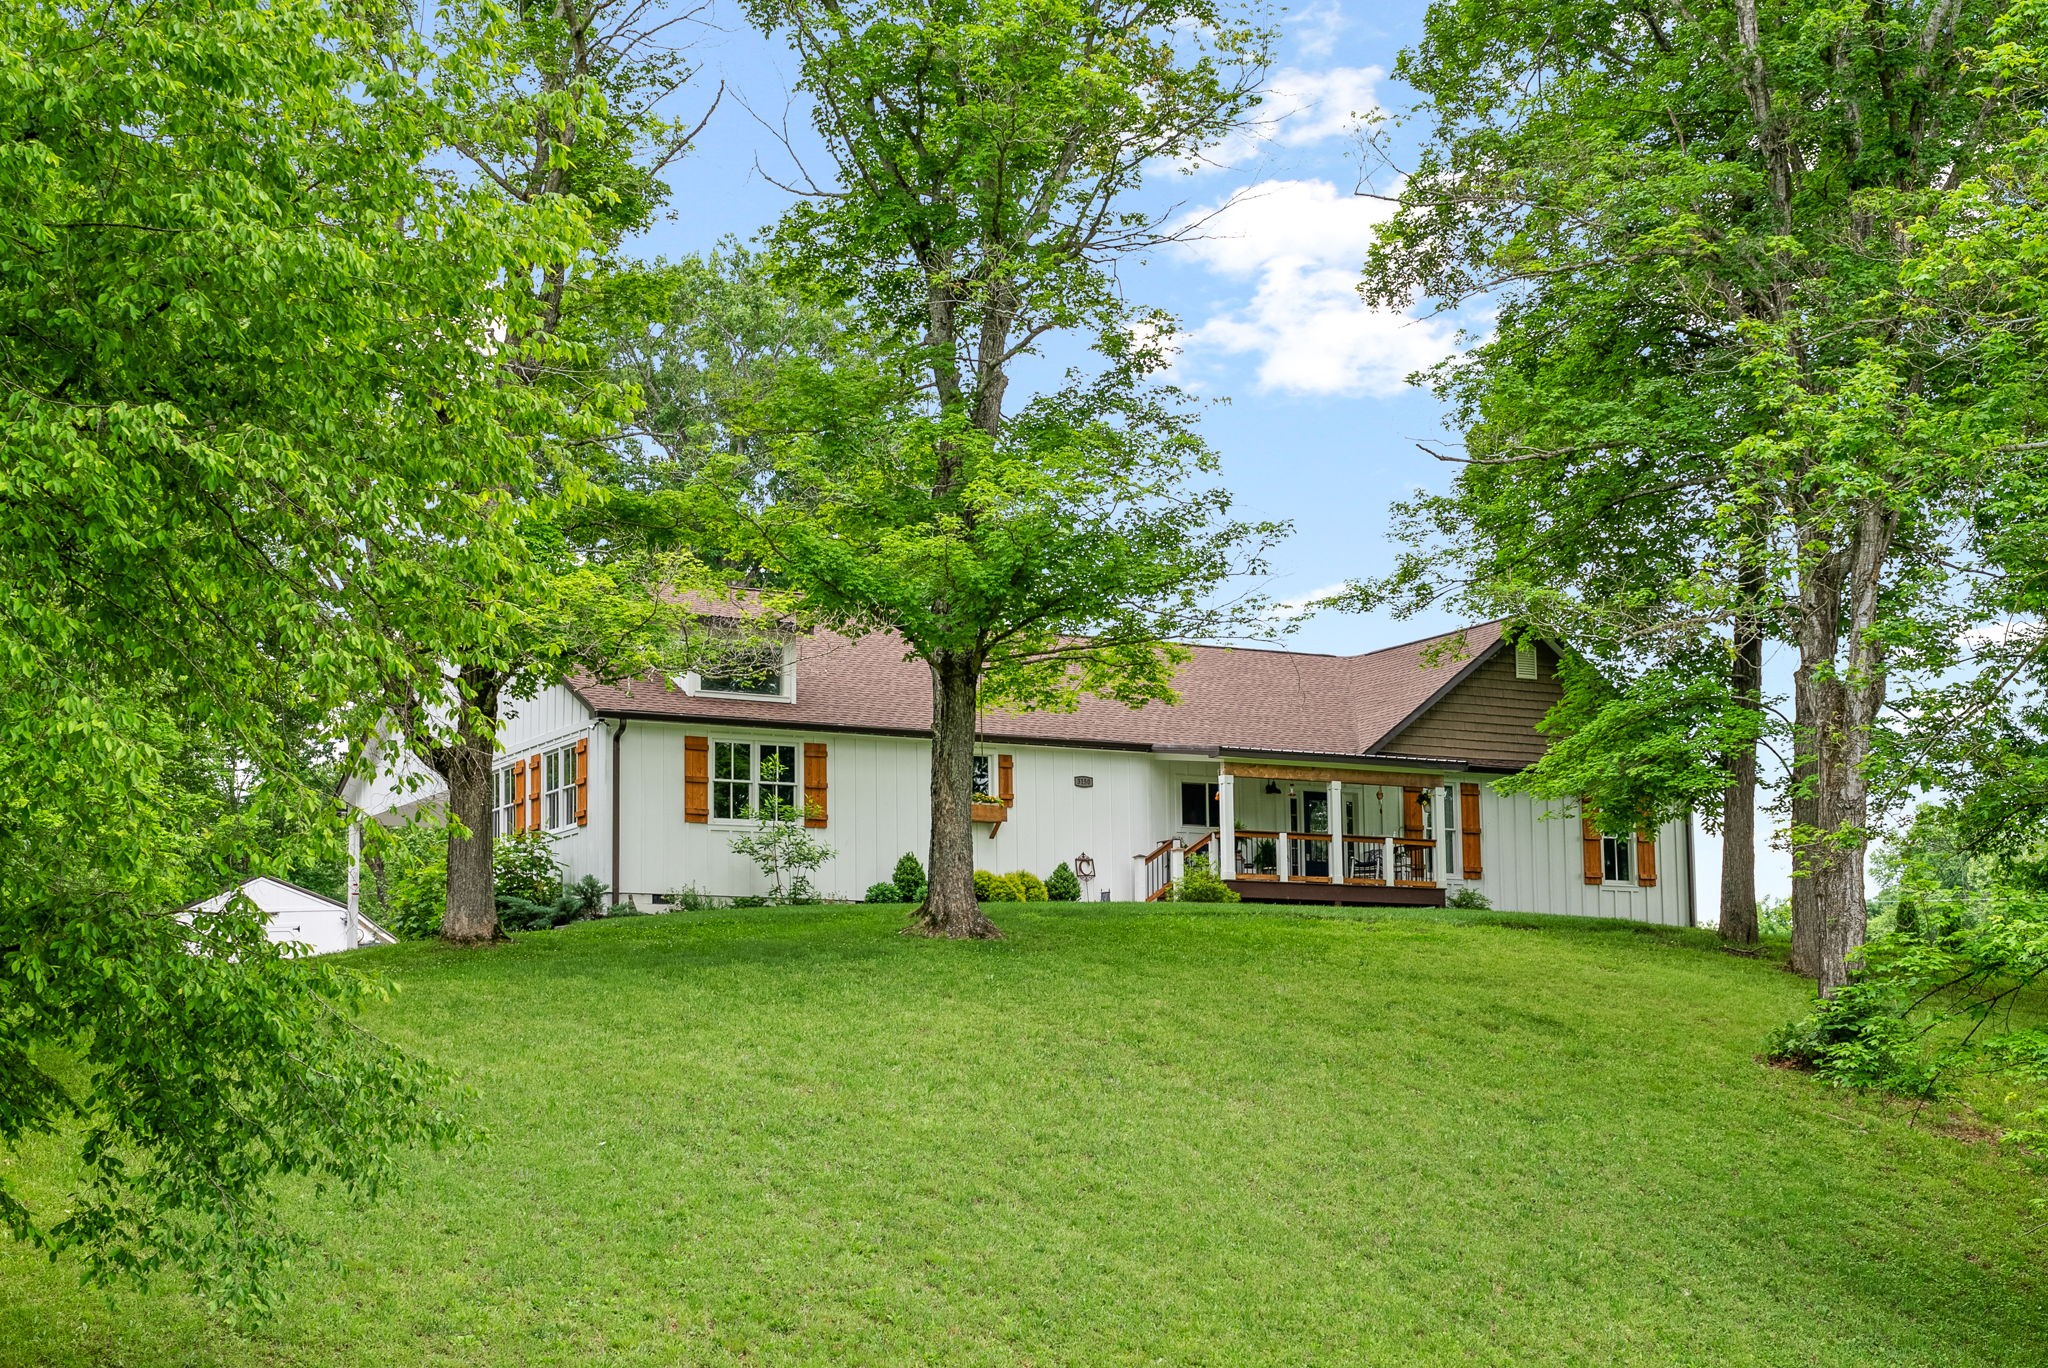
[376,0,722,943]
[1355,0,2048,991]
[712,0,1283,938]
[0,0,589,1300]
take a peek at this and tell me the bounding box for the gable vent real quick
[1514,641,1538,680]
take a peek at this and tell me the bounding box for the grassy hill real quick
[5,903,2045,1366]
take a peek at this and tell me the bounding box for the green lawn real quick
[5,903,2046,1366]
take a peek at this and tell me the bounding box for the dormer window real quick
[682,640,796,703]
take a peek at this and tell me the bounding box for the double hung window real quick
[541,744,578,830]
[493,766,519,836]
[712,739,799,820]
[1601,833,1635,884]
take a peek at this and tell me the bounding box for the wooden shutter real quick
[803,742,828,829]
[512,759,528,833]
[575,737,590,827]
[1401,787,1426,840]
[683,735,709,824]
[527,754,541,830]
[1581,813,1604,885]
[1459,782,1483,879]
[1636,830,1658,887]
[998,753,1015,807]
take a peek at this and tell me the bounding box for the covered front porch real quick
[1139,759,1461,907]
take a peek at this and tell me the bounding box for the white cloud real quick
[1194,66,1382,170]
[1959,619,2045,649]
[1270,581,1352,620]
[1169,178,1457,398]
[1291,0,1348,59]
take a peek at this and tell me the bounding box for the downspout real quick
[611,719,627,910]
[1684,813,1698,928]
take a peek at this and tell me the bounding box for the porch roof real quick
[570,620,1509,759]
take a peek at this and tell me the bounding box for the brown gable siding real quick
[1379,643,1564,769]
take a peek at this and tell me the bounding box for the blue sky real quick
[626,0,1777,907]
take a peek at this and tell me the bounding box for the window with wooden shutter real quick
[998,753,1015,807]
[512,759,529,833]
[527,754,542,830]
[1581,812,1604,884]
[575,737,589,826]
[683,735,709,823]
[803,742,828,828]
[1636,831,1658,887]
[1459,782,1483,879]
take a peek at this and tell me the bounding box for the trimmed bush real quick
[973,869,997,900]
[865,881,904,904]
[1044,862,1081,902]
[1172,854,1239,904]
[982,871,1023,902]
[1011,871,1048,901]
[892,852,928,902]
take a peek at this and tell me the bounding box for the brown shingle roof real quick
[570,620,1507,760]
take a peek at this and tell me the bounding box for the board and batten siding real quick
[1463,783,1693,927]
[498,684,608,886]
[616,720,1177,904]
[1381,643,1565,769]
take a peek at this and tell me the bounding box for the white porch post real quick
[1216,768,1236,877]
[1169,842,1186,890]
[1438,781,1455,887]
[1328,780,1345,885]
[345,817,363,949]
[1278,818,1291,882]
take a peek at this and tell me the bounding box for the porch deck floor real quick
[1223,880,1446,909]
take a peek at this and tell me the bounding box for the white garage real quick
[188,875,395,956]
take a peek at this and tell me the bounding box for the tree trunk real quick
[1719,608,1764,945]
[1789,498,1894,994]
[438,663,505,945]
[913,651,1002,939]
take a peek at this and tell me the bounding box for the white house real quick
[188,875,396,955]
[445,619,1696,924]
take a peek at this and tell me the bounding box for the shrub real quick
[498,874,610,932]
[865,881,904,904]
[892,852,928,902]
[981,871,1022,902]
[973,869,997,900]
[1012,871,1048,901]
[1171,854,1239,904]
[370,818,449,939]
[1447,887,1492,910]
[495,829,563,906]
[1044,862,1081,902]
[727,793,834,902]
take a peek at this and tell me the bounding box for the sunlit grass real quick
[5,903,2045,1366]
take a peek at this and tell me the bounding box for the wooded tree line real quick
[1347,0,2048,996]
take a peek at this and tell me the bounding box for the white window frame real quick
[680,640,797,704]
[710,738,801,824]
[972,753,995,801]
[540,742,579,832]
[1601,833,1637,886]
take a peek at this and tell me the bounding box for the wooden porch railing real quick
[1138,838,1176,902]
[1340,836,1438,886]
